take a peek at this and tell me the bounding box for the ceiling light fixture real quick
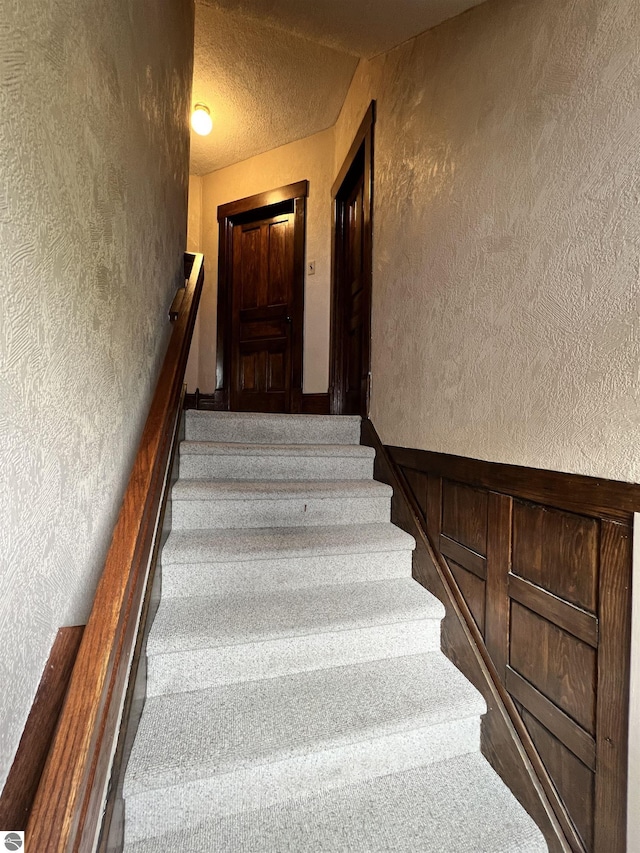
[191,103,213,136]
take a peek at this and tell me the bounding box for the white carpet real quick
[123,412,547,852]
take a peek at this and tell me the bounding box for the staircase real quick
[123,411,547,852]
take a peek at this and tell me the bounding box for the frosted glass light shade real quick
[191,104,213,136]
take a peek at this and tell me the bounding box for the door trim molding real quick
[217,180,309,223]
[329,101,375,416]
[216,181,308,412]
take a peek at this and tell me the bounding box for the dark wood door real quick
[216,181,308,414]
[340,163,367,415]
[330,103,374,417]
[230,209,296,412]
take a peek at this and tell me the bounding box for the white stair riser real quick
[172,496,391,530]
[160,551,414,598]
[185,415,361,445]
[179,453,374,481]
[147,619,442,697]
[124,717,481,845]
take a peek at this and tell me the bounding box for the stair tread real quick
[124,752,546,853]
[162,523,415,565]
[124,654,485,797]
[180,440,375,457]
[172,478,392,500]
[125,415,545,851]
[147,577,445,655]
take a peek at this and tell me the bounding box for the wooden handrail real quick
[27,252,204,852]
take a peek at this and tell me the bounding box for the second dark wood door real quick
[330,103,374,417]
[230,209,296,412]
[341,162,367,414]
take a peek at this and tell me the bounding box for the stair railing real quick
[26,252,204,852]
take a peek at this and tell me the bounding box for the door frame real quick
[216,180,308,412]
[329,101,375,417]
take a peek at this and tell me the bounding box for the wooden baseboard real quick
[184,389,226,410]
[0,626,84,829]
[301,393,330,414]
[183,390,330,415]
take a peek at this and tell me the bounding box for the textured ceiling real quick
[191,0,487,175]
[190,3,357,175]
[199,0,487,58]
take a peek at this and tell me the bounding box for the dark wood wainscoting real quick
[0,626,84,829]
[384,442,634,853]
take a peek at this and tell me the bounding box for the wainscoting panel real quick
[388,445,634,853]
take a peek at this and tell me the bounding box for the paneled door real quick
[216,182,307,413]
[230,209,295,412]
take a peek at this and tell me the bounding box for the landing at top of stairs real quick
[179,440,375,457]
[185,410,361,444]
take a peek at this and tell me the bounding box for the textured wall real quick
[199,128,335,394]
[0,0,194,792]
[335,0,640,483]
[187,175,203,254]
[185,175,203,390]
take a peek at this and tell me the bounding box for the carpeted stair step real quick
[146,578,445,695]
[123,411,547,851]
[179,440,375,480]
[123,653,486,845]
[123,751,547,853]
[185,410,361,445]
[171,479,392,530]
[160,523,415,597]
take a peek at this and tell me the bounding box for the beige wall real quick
[0,0,194,792]
[198,128,335,394]
[187,174,203,253]
[336,0,640,483]
[334,1,640,832]
[185,174,203,390]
